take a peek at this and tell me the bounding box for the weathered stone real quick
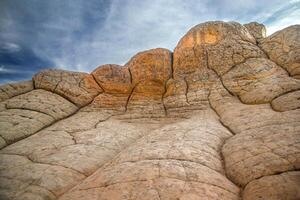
[260,25,300,78]
[184,69,218,109]
[243,171,300,200]
[222,58,300,104]
[0,154,85,198]
[0,110,164,199]
[222,122,300,186]
[173,21,266,77]
[244,22,266,41]
[271,90,300,111]
[92,64,132,94]
[1,20,300,199]
[5,89,78,119]
[33,69,102,107]
[209,87,300,186]
[164,68,219,117]
[0,89,78,148]
[90,49,172,117]
[87,64,132,113]
[86,93,129,113]
[0,137,6,149]
[163,78,190,116]
[0,109,54,145]
[126,48,172,85]
[209,86,300,136]
[124,80,166,118]
[0,80,33,102]
[59,110,240,200]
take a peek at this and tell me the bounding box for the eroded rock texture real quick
[244,22,266,42]
[260,25,300,78]
[0,80,33,102]
[33,69,102,107]
[0,21,299,200]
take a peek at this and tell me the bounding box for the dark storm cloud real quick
[0,0,299,84]
[0,42,54,83]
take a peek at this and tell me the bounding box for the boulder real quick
[243,171,300,200]
[125,80,166,118]
[126,48,172,85]
[244,22,266,41]
[271,90,300,111]
[0,80,33,102]
[173,21,266,77]
[222,58,300,104]
[0,89,78,148]
[260,25,300,78]
[92,64,132,94]
[33,69,102,107]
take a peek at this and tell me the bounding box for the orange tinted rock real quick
[126,48,172,85]
[92,64,132,94]
[163,78,189,116]
[117,48,172,118]
[173,21,266,77]
[124,80,166,119]
[86,93,129,113]
[90,49,172,114]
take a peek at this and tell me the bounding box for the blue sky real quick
[0,0,299,84]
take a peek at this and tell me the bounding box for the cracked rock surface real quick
[0,21,300,200]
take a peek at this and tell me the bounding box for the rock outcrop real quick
[259,25,300,78]
[0,80,33,102]
[0,21,299,200]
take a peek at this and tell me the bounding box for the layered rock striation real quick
[0,21,299,200]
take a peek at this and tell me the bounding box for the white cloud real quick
[264,1,300,35]
[267,11,300,35]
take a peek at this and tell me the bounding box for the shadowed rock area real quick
[0,21,299,200]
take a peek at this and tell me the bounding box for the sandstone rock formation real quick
[259,25,300,79]
[244,22,266,42]
[0,80,33,102]
[0,21,299,200]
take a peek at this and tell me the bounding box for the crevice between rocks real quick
[183,77,190,104]
[257,40,294,77]
[242,169,300,193]
[207,89,242,199]
[162,80,168,116]
[124,86,135,112]
[91,73,106,93]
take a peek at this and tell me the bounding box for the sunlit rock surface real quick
[0,21,299,200]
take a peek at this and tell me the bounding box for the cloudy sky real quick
[0,0,299,84]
